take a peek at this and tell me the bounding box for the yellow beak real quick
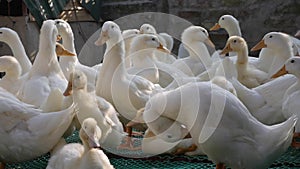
[63,79,73,96]
[157,44,170,54]
[220,44,232,55]
[55,43,76,56]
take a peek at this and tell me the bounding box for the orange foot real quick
[292,133,300,148]
[173,144,198,155]
[216,163,226,169]
[117,136,141,151]
[0,162,5,169]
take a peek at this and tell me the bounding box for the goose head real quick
[0,27,18,44]
[182,26,215,48]
[55,19,73,39]
[251,32,293,52]
[40,20,58,47]
[94,21,122,46]
[63,70,87,96]
[130,34,170,54]
[80,118,102,149]
[139,23,157,34]
[0,56,21,78]
[122,29,139,40]
[283,57,300,78]
[210,15,241,36]
[220,36,247,55]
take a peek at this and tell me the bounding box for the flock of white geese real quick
[0,14,300,169]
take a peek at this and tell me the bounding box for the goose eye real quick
[291,59,295,63]
[269,35,273,38]
[111,25,114,29]
[146,27,150,30]
[202,30,206,33]
[233,40,237,43]
[0,32,2,34]
[151,38,155,41]
[221,18,224,20]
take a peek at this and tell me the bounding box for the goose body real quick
[143,81,296,169]
[0,87,75,163]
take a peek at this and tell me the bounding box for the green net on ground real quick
[5,131,300,169]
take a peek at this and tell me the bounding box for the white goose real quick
[64,70,125,148]
[0,56,22,95]
[251,32,295,78]
[139,23,176,64]
[17,20,75,107]
[220,36,268,88]
[172,26,215,76]
[0,27,32,75]
[0,87,75,165]
[280,57,300,147]
[46,118,114,169]
[143,81,296,169]
[210,14,275,73]
[127,34,171,84]
[95,21,163,149]
[55,19,97,92]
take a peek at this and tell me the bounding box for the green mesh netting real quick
[5,131,300,169]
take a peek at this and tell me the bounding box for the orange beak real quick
[271,65,288,78]
[157,44,170,54]
[220,44,232,56]
[56,35,62,42]
[210,23,221,31]
[63,79,73,96]
[55,43,76,56]
[251,40,267,51]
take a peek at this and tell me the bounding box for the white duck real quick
[172,26,215,76]
[0,27,32,75]
[46,118,114,169]
[122,29,140,68]
[55,19,97,91]
[251,32,295,78]
[64,70,125,148]
[220,36,268,88]
[0,87,75,165]
[280,57,300,147]
[142,81,296,169]
[17,20,75,107]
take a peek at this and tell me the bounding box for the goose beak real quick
[220,44,232,56]
[271,65,288,78]
[157,44,170,54]
[127,108,145,127]
[63,80,73,96]
[88,135,101,148]
[204,38,215,48]
[56,35,62,42]
[56,43,76,56]
[251,40,267,51]
[210,23,221,31]
[95,30,109,46]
